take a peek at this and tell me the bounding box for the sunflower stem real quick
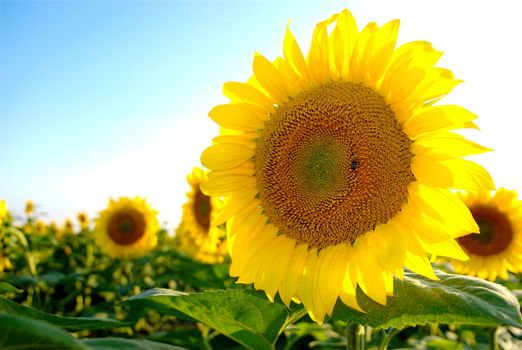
[378,328,400,350]
[489,326,499,350]
[346,323,365,350]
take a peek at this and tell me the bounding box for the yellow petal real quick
[222,81,274,110]
[307,18,330,85]
[404,105,478,138]
[317,244,348,316]
[252,53,289,104]
[283,25,309,83]
[413,132,492,159]
[209,103,267,131]
[354,236,387,305]
[424,238,468,261]
[441,158,494,190]
[411,154,453,188]
[212,190,258,226]
[298,249,325,323]
[415,183,479,234]
[201,172,256,196]
[262,235,296,301]
[336,9,359,78]
[201,143,253,171]
[279,243,308,307]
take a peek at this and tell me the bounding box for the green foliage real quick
[124,288,307,350]
[332,269,522,328]
[0,296,129,330]
[0,313,88,350]
[1,206,522,349]
[0,281,21,294]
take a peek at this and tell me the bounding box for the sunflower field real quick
[2,7,522,350]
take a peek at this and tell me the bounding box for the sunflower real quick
[25,199,34,217]
[200,9,493,323]
[176,167,227,263]
[77,211,90,230]
[94,197,159,259]
[448,188,522,281]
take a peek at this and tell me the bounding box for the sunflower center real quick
[194,188,211,231]
[255,81,415,249]
[457,206,513,256]
[107,208,146,245]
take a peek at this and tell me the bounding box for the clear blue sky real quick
[1,0,521,228]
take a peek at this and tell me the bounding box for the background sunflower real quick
[93,196,159,259]
[449,188,522,281]
[175,167,227,263]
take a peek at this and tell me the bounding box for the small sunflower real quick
[176,167,227,263]
[201,9,493,323]
[25,200,34,217]
[94,197,159,259]
[35,220,47,234]
[77,212,90,230]
[449,188,522,281]
[63,218,75,235]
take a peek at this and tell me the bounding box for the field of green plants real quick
[0,201,521,350]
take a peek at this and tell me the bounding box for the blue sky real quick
[1,0,521,228]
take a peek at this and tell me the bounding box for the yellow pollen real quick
[255,81,415,248]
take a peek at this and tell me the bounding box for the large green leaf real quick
[332,270,522,328]
[0,313,88,350]
[0,313,187,350]
[0,296,130,330]
[82,338,188,350]
[124,288,306,350]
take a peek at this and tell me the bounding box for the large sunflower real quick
[449,188,522,281]
[176,167,227,263]
[94,197,159,259]
[200,9,493,323]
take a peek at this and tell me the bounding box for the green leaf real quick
[82,338,188,350]
[123,288,306,350]
[0,296,130,330]
[5,271,66,286]
[0,313,88,350]
[0,281,21,294]
[332,269,522,328]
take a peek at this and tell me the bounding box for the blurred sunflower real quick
[94,197,159,259]
[77,211,90,230]
[0,199,7,227]
[176,223,227,264]
[200,9,493,323]
[176,167,227,263]
[35,220,47,234]
[449,188,522,281]
[63,218,74,235]
[25,199,34,217]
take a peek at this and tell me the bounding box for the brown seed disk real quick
[458,206,513,256]
[107,208,147,246]
[255,81,415,248]
[194,188,211,231]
